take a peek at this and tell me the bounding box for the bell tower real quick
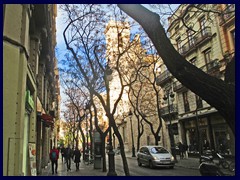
[104,20,130,63]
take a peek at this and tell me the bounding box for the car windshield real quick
[150,147,169,154]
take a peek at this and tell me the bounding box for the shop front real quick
[181,112,234,156]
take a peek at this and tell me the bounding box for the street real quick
[114,155,201,176]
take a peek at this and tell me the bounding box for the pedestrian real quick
[178,142,184,159]
[183,143,189,159]
[65,144,73,171]
[49,146,59,175]
[73,147,81,171]
[60,145,65,163]
[203,140,210,151]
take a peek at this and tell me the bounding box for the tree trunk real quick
[101,135,107,172]
[111,117,130,176]
[118,4,235,135]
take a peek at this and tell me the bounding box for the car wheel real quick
[137,159,142,166]
[149,161,154,169]
[221,161,229,169]
[169,166,174,169]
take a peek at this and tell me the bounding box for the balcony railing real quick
[200,59,220,77]
[220,4,235,25]
[173,80,187,92]
[160,104,178,117]
[179,27,212,55]
[156,70,172,86]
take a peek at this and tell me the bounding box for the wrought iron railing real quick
[156,70,172,86]
[179,27,212,55]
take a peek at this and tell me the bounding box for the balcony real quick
[219,4,235,25]
[160,104,178,118]
[156,70,173,86]
[179,27,212,56]
[200,59,220,77]
[173,80,188,92]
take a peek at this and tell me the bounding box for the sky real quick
[55,4,180,120]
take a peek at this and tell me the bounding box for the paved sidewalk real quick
[40,159,107,176]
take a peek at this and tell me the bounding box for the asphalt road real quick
[114,155,201,176]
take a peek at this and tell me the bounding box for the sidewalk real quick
[40,159,107,176]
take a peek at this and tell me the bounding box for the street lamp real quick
[128,110,136,157]
[163,87,177,162]
[105,64,117,176]
[85,101,90,160]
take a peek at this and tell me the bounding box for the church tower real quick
[104,20,130,64]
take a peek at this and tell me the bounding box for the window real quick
[175,25,179,33]
[184,14,190,22]
[118,33,123,48]
[187,29,194,46]
[195,95,203,109]
[204,49,211,69]
[189,57,197,66]
[199,16,207,36]
[183,91,190,112]
[176,37,182,52]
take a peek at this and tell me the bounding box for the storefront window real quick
[214,131,229,154]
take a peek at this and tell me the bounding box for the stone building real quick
[156,4,235,156]
[3,4,60,176]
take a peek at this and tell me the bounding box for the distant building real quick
[104,20,167,152]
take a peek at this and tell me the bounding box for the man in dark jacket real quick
[73,147,81,171]
[49,146,59,174]
[65,144,73,171]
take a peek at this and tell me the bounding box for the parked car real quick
[137,146,175,169]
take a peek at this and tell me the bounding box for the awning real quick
[41,114,54,124]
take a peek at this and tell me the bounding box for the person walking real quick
[73,147,81,171]
[60,145,65,163]
[49,146,59,175]
[183,143,189,159]
[178,142,184,159]
[65,144,73,171]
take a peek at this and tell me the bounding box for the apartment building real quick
[157,4,235,156]
[3,4,60,175]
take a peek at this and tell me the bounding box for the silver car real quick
[137,146,175,169]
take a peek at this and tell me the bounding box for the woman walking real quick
[73,147,81,171]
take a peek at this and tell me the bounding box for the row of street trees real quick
[59,4,235,176]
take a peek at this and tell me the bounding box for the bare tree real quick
[60,4,142,175]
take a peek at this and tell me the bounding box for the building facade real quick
[157,4,235,156]
[3,4,60,176]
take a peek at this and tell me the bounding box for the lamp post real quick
[105,64,117,176]
[85,101,90,160]
[163,88,177,162]
[128,110,136,157]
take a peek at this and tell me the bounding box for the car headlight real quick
[152,156,159,160]
[171,156,174,161]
